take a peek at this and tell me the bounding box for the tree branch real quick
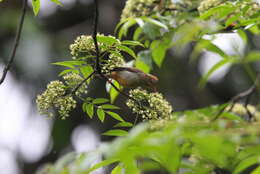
[0,0,28,85]
[212,74,260,121]
[92,0,101,74]
[71,71,95,95]
[100,73,132,99]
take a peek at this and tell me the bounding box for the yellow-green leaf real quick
[102,129,128,136]
[92,98,109,104]
[50,0,62,6]
[101,104,120,110]
[97,108,105,122]
[106,111,124,122]
[86,104,94,118]
[32,0,40,15]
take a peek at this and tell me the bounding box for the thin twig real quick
[0,0,28,85]
[100,73,131,99]
[212,74,259,121]
[92,0,101,74]
[71,71,95,95]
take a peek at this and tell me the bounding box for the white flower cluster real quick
[101,53,125,74]
[198,0,260,16]
[36,80,77,119]
[241,1,260,16]
[70,34,121,59]
[63,73,87,96]
[226,103,260,120]
[121,0,174,20]
[126,88,173,121]
[70,35,95,59]
[70,34,124,73]
[198,0,224,13]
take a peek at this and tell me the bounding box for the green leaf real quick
[80,65,94,78]
[142,22,161,40]
[233,155,260,174]
[111,165,123,174]
[97,35,119,45]
[199,59,232,88]
[58,69,73,76]
[135,59,150,73]
[106,111,124,122]
[122,156,140,174]
[191,134,236,168]
[50,0,62,6]
[151,40,167,67]
[200,5,234,20]
[136,50,153,73]
[102,129,128,136]
[53,61,85,68]
[143,17,168,30]
[114,122,133,128]
[245,51,260,63]
[92,98,109,104]
[251,166,260,174]
[108,80,121,103]
[192,39,227,60]
[115,18,128,34]
[121,40,144,47]
[225,13,240,27]
[86,104,94,118]
[97,108,105,122]
[237,29,247,44]
[118,18,137,39]
[220,112,243,121]
[86,158,119,174]
[248,25,260,35]
[32,0,40,16]
[233,146,260,168]
[118,45,137,59]
[133,27,143,41]
[101,104,120,110]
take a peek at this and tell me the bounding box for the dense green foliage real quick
[36,104,260,174]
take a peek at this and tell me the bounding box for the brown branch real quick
[212,74,260,121]
[0,0,28,85]
[71,71,95,95]
[92,0,101,74]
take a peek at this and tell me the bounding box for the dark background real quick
[0,0,259,174]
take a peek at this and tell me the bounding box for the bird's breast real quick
[117,71,140,87]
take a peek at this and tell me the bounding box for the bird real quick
[106,67,158,92]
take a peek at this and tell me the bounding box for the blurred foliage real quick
[36,104,260,174]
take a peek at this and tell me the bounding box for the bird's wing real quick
[111,67,144,73]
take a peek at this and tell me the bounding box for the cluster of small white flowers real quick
[63,73,87,96]
[36,80,76,119]
[70,35,95,59]
[241,1,260,16]
[126,88,173,121]
[226,103,260,119]
[101,53,125,74]
[198,0,224,13]
[53,96,77,119]
[198,0,260,16]
[70,34,121,60]
[121,0,174,20]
